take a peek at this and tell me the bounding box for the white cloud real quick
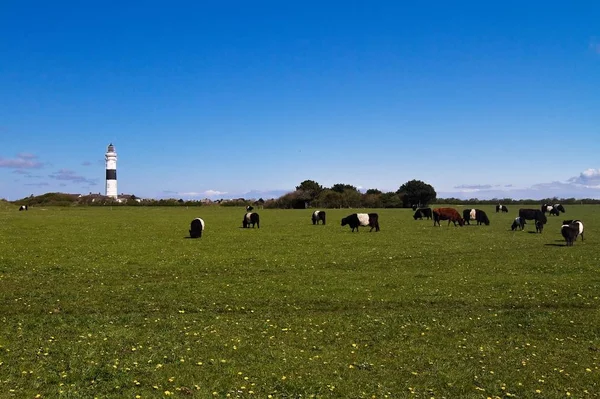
[441,168,600,199]
[567,168,600,188]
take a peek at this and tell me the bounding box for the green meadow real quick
[0,205,598,398]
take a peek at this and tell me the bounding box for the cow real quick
[413,208,432,220]
[433,208,465,227]
[535,220,544,233]
[511,216,526,231]
[561,223,581,246]
[19,205,28,211]
[541,204,562,216]
[341,213,380,232]
[518,209,547,231]
[554,204,566,213]
[243,212,260,228]
[246,205,254,212]
[496,205,508,213]
[312,210,326,225]
[462,209,490,226]
[562,220,584,241]
[189,218,205,238]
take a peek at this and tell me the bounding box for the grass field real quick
[0,205,599,398]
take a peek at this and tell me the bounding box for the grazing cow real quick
[412,204,418,211]
[541,204,561,216]
[535,220,544,233]
[463,209,490,226]
[554,204,566,213]
[243,212,260,228]
[189,218,205,238]
[413,208,433,220]
[496,205,508,213]
[19,205,28,211]
[518,209,547,231]
[246,205,254,212]
[561,223,580,246]
[341,213,380,232]
[562,220,584,241]
[433,208,465,227]
[511,217,526,231]
[312,210,326,225]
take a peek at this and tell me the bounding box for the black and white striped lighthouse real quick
[105,143,117,198]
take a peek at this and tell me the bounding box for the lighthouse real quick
[105,143,117,198]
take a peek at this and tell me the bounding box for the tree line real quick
[262,179,437,209]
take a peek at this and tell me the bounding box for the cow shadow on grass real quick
[544,243,566,247]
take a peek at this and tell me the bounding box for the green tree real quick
[330,183,358,193]
[295,180,323,201]
[396,180,437,208]
[365,188,382,195]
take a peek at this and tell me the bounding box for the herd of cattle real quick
[17,202,582,246]
[186,202,584,247]
[411,203,584,246]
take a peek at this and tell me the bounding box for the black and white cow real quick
[562,220,584,242]
[341,213,380,232]
[518,209,547,231]
[561,222,582,246]
[413,208,432,220]
[189,218,205,238]
[541,204,562,216]
[511,216,525,231]
[19,205,28,211]
[246,205,254,212]
[462,209,490,225]
[312,210,326,225]
[496,205,508,213]
[243,212,260,228]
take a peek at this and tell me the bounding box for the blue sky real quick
[1,1,599,200]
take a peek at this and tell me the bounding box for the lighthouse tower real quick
[105,143,118,198]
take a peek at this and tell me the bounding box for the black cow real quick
[189,218,205,238]
[413,208,432,220]
[511,217,525,231]
[243,212,260,228]
[518,209,547,232]
[312,210,326,225]
[496,205,508,213]
[554,204,566,213]
[462,209,490,225]
[535,220,544,233]
[341,213,380,232]
[19,205,28,211]
[562,220,584,241]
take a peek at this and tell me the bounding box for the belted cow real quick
[243,212,260,228]
[189,218,205,238]
[496,205,508,213]
[462,209,490,225]
[19,205,28,211]
[341,213,380,232]
[312,210,326,225]
[562,220,584,242]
